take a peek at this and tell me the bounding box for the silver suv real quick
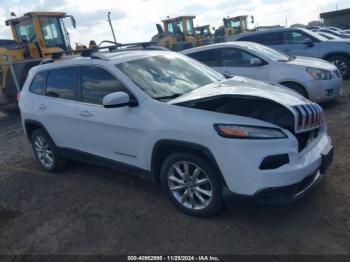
[231,28,350,78]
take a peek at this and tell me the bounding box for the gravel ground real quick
[0,82,349,255]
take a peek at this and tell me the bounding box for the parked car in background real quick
[305,26,322,30]
[317,32,341,40]
[182,42,342,102]
[231,28,350,78]
[314,28,350,39]
[325,27,342,32]
[19,50,334,217]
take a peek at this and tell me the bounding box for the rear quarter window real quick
[29,71,47,95]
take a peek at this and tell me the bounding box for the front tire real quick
[327,55,350,79]
[160,152,223,217]
[31,129,66,172]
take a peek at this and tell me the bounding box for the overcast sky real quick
[0,0,349,46]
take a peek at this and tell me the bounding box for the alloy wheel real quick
[34,135,55,169]
[331,59,348,77]
[167,161,213,210]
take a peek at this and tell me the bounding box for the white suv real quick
[19,50,334,217]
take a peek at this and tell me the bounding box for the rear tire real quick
[31,129,66,172]
[160,152,223,217]
[326,55,350,79]
[281,82,308,98]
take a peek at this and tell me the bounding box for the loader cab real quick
[194,25,212,37]
[6,12,76,57]
[223,15,248,35]
[162,16,196,42]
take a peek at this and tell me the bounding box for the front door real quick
[213,48,269,80]
[281,30,320,58]
[76,65,144,168]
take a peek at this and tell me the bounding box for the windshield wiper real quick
[154,93,183,100]
[223,73,233,79]
[288,55,296,61]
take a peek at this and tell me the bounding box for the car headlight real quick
[306,67,332,80]
[214,124,287,139]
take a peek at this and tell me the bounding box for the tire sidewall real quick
[31,129,63,172]
[160,152,223,217]
[328,55,350,79]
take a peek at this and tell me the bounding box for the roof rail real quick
[39,58,55,65]
[89,52,109,60]
[46,41,164,61]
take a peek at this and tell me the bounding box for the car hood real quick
[168,76,309,107]
[286,56,337,71]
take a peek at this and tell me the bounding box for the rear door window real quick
[29,71,47,95]
[81,66,129,105]
[188,49,220,67]
[46,67,78,100]
[240,32,283,45]
[220,48,257,67]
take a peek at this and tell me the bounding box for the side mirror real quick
[302,38,313,47]
[250,57,263,66]
[103,92,132,108]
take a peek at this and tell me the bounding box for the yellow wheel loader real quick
[151,16,197,51]
[0,12,83,109]
[214,15,250,42]
[194,25,213,46]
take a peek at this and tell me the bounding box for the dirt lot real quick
[0,82,350,255]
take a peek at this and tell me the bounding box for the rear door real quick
[30,66,83,150]
[76,65,144,167]
[215,48,269,80]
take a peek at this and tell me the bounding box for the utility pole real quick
[107,12,117,43]
[285,18,288,28]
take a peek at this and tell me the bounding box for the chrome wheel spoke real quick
[195,177,209,186]
[194,190,206,205]
[195,186,212,198]
[170,184,187,191]
[168,174,185,185]
[183,162,190,175]
[193,168,201,179]
[174,164,185,177]
[190,191,196,209]
[181,189,190,204]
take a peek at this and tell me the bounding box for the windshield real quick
[116,53,225,99]
[39,17,67,49]
[15,18,36,43]
[246,43,291,62]
[301,29,328,41]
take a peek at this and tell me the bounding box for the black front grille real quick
[296,128,320,152]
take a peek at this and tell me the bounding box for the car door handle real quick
[38,104,47,110]
[79,111,93,117]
